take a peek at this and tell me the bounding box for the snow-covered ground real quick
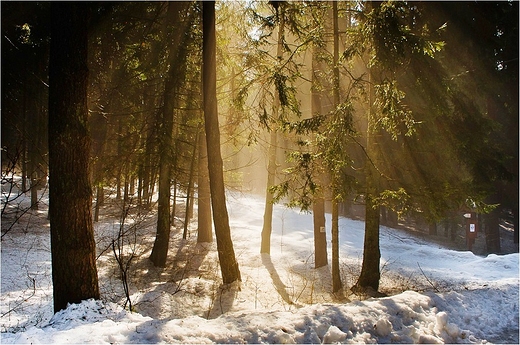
[1,188,519,344]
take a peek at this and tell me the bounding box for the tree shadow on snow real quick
[261,253,296,306]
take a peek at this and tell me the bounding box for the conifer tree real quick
[48,2,99,313]
[203,0,241,284]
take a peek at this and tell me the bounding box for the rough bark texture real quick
[48,2,100,313]
[355,188,381,292]
[203,0,241,284]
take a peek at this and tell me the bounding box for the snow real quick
[1,190,519,344]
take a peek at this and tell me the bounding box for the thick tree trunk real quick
[197,126,213,243]
[203,1,241,284]
[354,189,381,292]
[354,29,381,292]
[48,2,99,313]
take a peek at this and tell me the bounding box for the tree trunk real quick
[21,61,28,193]
[183,131,199,239]
[261,130,277,254]
[484,210,501,253]
[313,197,328,268]
[330,1,343,292]
[48,2,99,313]
[514,207,519,244]
[197,125,213,243]
[311,33,327,269]
[94,184,104,222]
[261,3,285,255]
[203,0,241,284]
[149,1,188,267]
[354,23,381,292]
[171,179,177,224]
[331,197,342,293]
[428,222,437,236]
[29,77,42,210]
[354,188,381,292]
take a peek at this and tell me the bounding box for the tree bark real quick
[203,0,241,284]
[354,182,381,292]
[313,196,328,268]
[354,15,381,292]
[183,131,199,239]
[311,34,328,269]
[331,197,342,293]
[48,2,99,313]
[149,74,175,267]
[149,1,189,267]
[261,2,285,255]
[197,125,213,243]
[330,1,343,291]
[484,209,501,253]
[261,130,277,254]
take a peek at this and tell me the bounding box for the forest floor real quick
[1,183,519,343]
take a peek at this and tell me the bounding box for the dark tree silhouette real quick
[48,2,99,313]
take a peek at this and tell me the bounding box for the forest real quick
[1,1,519,344]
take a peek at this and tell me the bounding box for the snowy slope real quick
[1,192,518,343]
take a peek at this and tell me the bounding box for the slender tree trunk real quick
[330,1,343,291]
[313,196,327,268]
[514,207,519,244]
[261,3,285,255]
[29,80,41,210]
[183,131,199,239]
[21,61,28,193]
[331,197,342,293]
[429,222,437,236]
[94,185,104,222]
[149,86,174,266]
[484,209,501,253]
[149,1,188,267]
[171,179,177,224]
[91,101,108,221]
[203,0,241,284]
[311,37,327,269]
[261,130,277,254]
[48,2,99,313]
[197,125,213,243]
